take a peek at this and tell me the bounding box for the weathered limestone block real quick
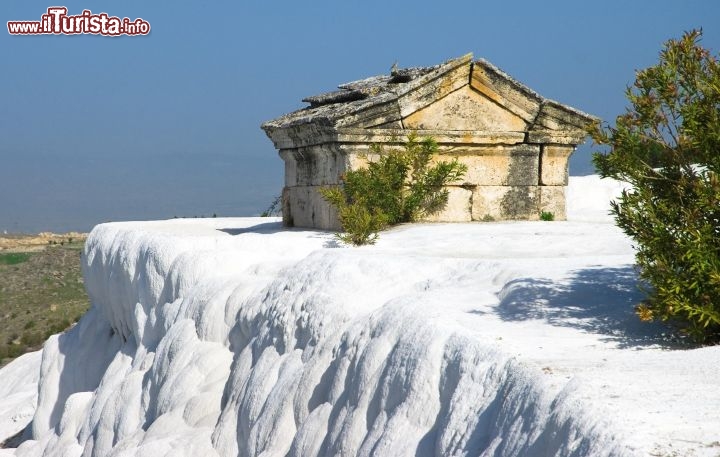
[280,150,299,187]
[534,100,590,130]
[423,186,473,222]
[539,186,567,220]
[540,145,574,186]
[282,186,340,230]
[280,145,355,187]
[527,129,588,145]
[336,95,402,129]
[345,148,382,171]
[472,186,541,221]
[336,129,527,146]
[267,124,338,150]
[443,145,539,187]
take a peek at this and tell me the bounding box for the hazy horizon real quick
[0,153,602,235]
[0,150,283,233]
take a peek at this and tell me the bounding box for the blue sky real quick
[1,1,719,233]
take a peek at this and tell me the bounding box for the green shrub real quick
[319,188,388,245]
[47,318,71,336]
[0,343,23,362]
[540,211,555,221]
[20,330,43,347]
[320,134,467,245]
[0,253,30,265]
[590,30,720,343]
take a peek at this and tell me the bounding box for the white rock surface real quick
[1,176,718,456]
[0,351,42,446]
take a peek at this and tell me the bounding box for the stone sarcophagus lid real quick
[262,53,597,229]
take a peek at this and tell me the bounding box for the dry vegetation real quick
[0,233,89,366]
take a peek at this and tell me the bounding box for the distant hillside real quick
[0,233,89,366]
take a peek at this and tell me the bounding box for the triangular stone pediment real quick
[402,85,528,132]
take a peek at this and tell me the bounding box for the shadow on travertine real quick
[492,266,685,349]
[218,223,343,249]
[217,222,284,236]
[217,222,336,239]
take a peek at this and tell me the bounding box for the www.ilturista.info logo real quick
[7,7,150,36]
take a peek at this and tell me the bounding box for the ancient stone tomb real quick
[262,53,596,229]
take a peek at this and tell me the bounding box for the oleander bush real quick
[590,30,720,343]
